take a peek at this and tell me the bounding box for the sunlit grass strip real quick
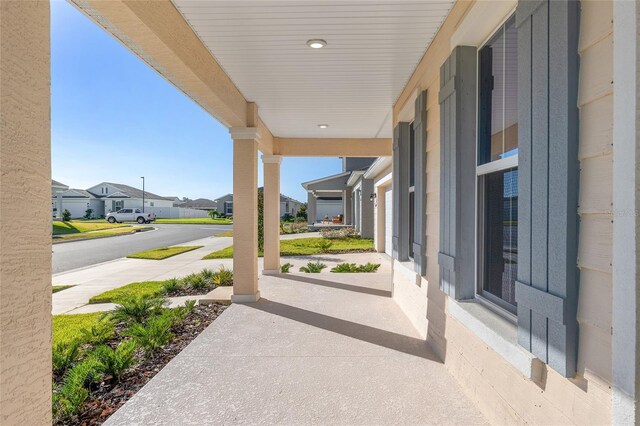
[52,285,74,293]
[127,245,203,260]
[153,218,232,225]
[53,220,129,235]
[88,281,166,304]
[53,227,152,243]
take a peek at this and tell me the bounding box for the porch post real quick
[230,127,260,302]
[307,191,316,225]
[344,188,353,225]
[0,1,52,423]
[262,154,282,274]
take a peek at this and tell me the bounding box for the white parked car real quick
[106,208,156,224]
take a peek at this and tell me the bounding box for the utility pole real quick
[141,176,145,213]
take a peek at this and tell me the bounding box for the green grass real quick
[203,237,374,259]
[53,312,104,347]
[53,220,128,235]
[52,226,152,243]
[52,285,74,293]
[154,218,232,225]
[88,281,166,304]
[127,245,203,260]
[216,230,234,237]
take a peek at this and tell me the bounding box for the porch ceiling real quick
[172,0,454,139]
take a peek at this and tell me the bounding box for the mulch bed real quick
[163,285,217,297]
[56,304,226,426]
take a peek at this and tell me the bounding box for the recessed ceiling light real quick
[318,124,329,129]
[307,39,327,49]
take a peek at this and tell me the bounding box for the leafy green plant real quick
[280,262,294,273]
[212,266,233,286]
[62,209,71,221]
[200,268,215,282]
[330,262,359,273]
[79,320,115,346]
[330,262,381,273]
[188,273,208,290]
[281,213,295,222]
[317,239,333,253]
[52,340,81,375]
[257,190,264,252]
[110,295,166,325]
[170,300,197,324]
[93,340,137,382]
[320,227,358,239]
[161,277,182,294]
[83,208,93,220]
[357,262,381,273]
[54,358,103,419]
[299,261,327,273]
[126,312,174,356]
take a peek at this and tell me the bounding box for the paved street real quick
[52,224,232,274]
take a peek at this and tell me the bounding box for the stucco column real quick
[230,128,260,303]
[307,191,316,225]
[344,188,353,225]
[0,2,52,423]
[262,155,282,274]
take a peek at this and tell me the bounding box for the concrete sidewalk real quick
[104,273,487,425]
[53,232,387,315]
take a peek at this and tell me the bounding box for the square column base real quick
[262,269,279,275]
[231,291,261,304]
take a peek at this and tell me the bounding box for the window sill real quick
[447,299,543,381]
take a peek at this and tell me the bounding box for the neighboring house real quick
[302,157,375,226]
[166,196,185,206]
[214,191,303,218]
[86,182,174,213]
[213,194,234,217]
[180,198,218,212]
[53,189,103,219]
[364,158,392,255]
[51,179,69,196]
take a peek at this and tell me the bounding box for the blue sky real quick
[51,0,341,202]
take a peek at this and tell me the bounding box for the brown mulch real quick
[55,304,226,426]
[164,285,216,297]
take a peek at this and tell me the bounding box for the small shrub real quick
[62,209,71,221]
[299,261,327,273]
[52,340,81,375]
[317,239,334,253]
[110,295,166,325]
[281,213,295,222]
[161,277,182,294]
[200,268,215,282]
[320,227,358,239]
[79,320,115,346]
[83,208,93,220]
[188,274,208,290]
[170,300,197,324]
[93,340,137,382]
[330,262,359,273]
[126,312,174,356]
[357,262,381,273]
[54,358,103,419]
[280,262,294,273]
[212,266,233,286]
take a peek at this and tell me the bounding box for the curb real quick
[52,226,156,245]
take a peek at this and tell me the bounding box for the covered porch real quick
[103,272,486,425]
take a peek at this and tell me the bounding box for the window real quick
[150,202,154,207]
[477,15,518,314]
[408,122,416,259]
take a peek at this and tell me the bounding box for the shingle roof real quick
[52,179,69,188]
[180,198,218,209]
[92,182,171,201]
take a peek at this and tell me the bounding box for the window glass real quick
[478,16,518,165]
[482,168,518,310]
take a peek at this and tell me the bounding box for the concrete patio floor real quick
[105,273,487,425]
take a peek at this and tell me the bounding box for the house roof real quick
[257,187,303,204]
[89,182,172,201]
[213,193,233,203]
[180,198,218,209]
[55,189,95,199]
[301,171,351,190]
[52,179,69,189]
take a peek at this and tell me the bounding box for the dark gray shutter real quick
[392,122,410,261]
[515,0,580,377]
[413,91,427,275]
[438,46,477,300]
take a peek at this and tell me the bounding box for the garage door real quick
[384,187,393,256]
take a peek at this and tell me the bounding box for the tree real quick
[207,210,218,219]
[257,190,264,252]
[296,203,308,220]
[62,209,71,222]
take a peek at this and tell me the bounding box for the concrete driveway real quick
[52,223,232,273]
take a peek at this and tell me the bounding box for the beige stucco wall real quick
[0,1,52,424]
[391,0,613,423]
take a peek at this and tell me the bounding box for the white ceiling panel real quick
[172,0,454,138]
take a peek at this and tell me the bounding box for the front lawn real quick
[52,285,74,293]
[154,218,232,225]
[89,281,166,304]
[53,312,104,347]
[53,226,152,243]
[203,237,374,259]
[126,245,203,260]
[53,220,128,235]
